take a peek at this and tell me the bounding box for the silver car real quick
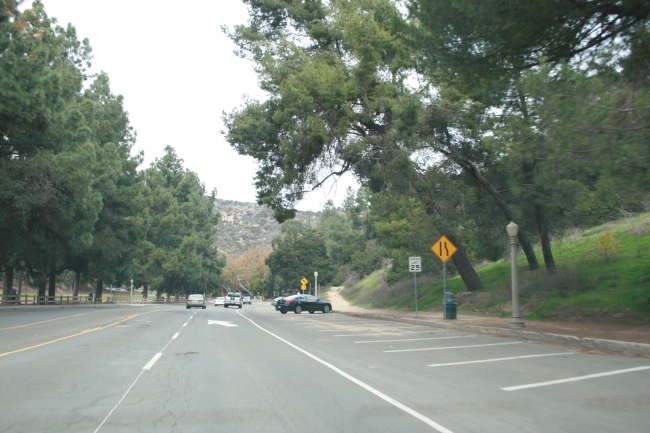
[186,294,206,309]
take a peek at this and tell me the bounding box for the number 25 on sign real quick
[431,236,457,263]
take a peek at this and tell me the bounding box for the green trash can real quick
[443,292,457,320]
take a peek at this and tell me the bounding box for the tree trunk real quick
[73,272,80,299]
[143,283,149,299]
[3,265,14,304]
[156,287,162,300]
[447,234,484,292]
[441,136,540,271]
[17,267,24,301]
[535,204,556,273]
[48,267,56,302]
[462,160,539,270]
[419,189,485,292]
[96,279,103,303]
[38,271,47,304]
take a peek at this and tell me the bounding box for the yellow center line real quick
[0,313,90,330]
[0,310,159,358]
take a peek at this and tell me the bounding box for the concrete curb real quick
[337,311,650,356]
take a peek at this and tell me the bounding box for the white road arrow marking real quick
[208,320,238,327]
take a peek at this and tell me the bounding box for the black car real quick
[276,294,331,314]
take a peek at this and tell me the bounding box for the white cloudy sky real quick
[39,0,356,211]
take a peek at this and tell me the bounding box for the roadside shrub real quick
[340,273,361,298]
[520,264,593,299]
[359,275,437,308]
[331,265,351,286]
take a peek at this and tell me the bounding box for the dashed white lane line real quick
[385,342,521,353]
[143,353,163,370]
[429,352,574,367]
[502,366,650,391]
[237,310,454,433]
[357,336,472,344]
[94,310,198,433]
[183,323,188,327]
[335,330,443,337]
[93,370,145,433]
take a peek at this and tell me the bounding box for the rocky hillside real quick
[215,199,321,255]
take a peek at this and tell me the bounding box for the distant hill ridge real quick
[215,199,321,255]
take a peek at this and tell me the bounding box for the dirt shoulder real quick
[326,286,650,345]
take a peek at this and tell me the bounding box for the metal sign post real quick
[442,262,446,318]
[409,257,421,317]
[431,236,458,319]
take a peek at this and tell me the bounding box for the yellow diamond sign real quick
[431,236,457,263]
[300,278,308,285]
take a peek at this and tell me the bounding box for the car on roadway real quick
[186,294,206,309]
[224,292,243,309]
[271,296,284,306]
[214,296,225,306]
[243,295,252,305]
[276,294,331,314]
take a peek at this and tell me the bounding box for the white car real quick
[214,297,225,306]
[243,296,252,305]
[224,292,243,309]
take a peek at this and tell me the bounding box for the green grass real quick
[342,213,650,320]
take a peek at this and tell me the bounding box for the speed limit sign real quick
[409,257,421,272]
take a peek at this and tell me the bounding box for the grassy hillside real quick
[341,213,650,323]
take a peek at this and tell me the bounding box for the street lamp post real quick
[507,222,525,328]
[130,279,134,305]
[314,272,318,298]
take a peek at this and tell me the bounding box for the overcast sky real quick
[40,0,356,211]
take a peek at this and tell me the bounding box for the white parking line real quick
[335,330,444,337]
[236,310,454,433]
[357,336,472,344]
[502,366,650,391]
[428,352,574,367]
[172,333,179,339]
[318,326,422,332]
[385,342,521,353]
[306,321,404,326]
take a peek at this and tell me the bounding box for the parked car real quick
[186,294,206,309]
[271,296,284,306]
[214,296,225,306]
[224,292,243,309]
[276,294,331,314]
[243,295,252,305]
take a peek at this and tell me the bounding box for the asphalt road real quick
[1,302,649,433]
